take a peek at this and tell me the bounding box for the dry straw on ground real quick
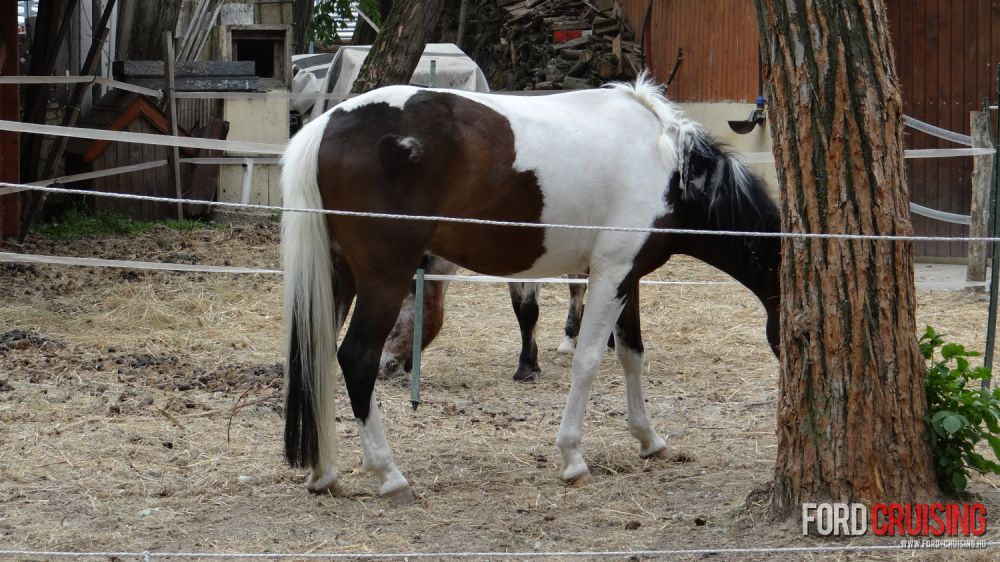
[1,224,998,561]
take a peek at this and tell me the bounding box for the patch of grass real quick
[36,210,208,240]
[160,219,207,232]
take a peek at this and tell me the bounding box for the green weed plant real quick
[920,326,1000,495]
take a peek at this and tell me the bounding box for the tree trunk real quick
[351,0,394,46]
[292,0,314,54]
[753,0,940,515]
[350,0,447,93]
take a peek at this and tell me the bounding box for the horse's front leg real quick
[615,281,668,459]
[556,271,627,484]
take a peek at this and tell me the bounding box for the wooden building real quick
[620,1,999,259]
[0,4,19,239]
[64,90,221,221]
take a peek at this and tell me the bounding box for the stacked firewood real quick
[470,0,643,91]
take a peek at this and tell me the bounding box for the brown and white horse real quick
[280,75,780,503]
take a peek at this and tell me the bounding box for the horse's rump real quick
[314,84,684,278]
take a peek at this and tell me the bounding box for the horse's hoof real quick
[641,447,670,460]
[305,467,342,495]
[556,337,576,355]
[563,472,591,487]
[512,367,541,383]
[384,485,415,506]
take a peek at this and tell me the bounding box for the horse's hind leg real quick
[509,282,542,382]
[557,276,586,354]
[338,247,430,504]
[558,276,614,354]
[614,281,667,459]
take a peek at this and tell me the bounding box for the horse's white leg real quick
[614,284,667,459]
[555,273,625,483]
[358,392,413,504]
[618,344,667,458]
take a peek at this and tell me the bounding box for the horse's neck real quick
[679,236,779,306]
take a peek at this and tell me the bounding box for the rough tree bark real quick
[292,0,314,54]
[753,0,940,515]
[350,0,447,93]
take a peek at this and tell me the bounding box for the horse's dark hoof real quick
[641,447,670,460]
[512,366,541,382]
[384,485,415,506]
[563,472,592,487]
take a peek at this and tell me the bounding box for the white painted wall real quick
[218,95,289,207]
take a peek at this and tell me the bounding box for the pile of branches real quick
[466,0,645,91]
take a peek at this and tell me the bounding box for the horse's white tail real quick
[281,111,338,470]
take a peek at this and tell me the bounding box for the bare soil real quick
[1,223,998,561]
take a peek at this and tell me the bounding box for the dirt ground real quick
[1,223,999,561]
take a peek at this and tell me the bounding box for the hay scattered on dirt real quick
[1,224,998,560]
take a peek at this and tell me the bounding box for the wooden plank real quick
[155,148,172,219]
[145,141,162,219]
[910,0,928,256]
[939,0,955,257]
[114,60,257,78]
[928,0,943,258]
[127,133,144,218]
[978,0,991,116]
[956,1,974,259]
[124,77,260,92]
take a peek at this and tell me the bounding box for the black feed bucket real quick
[728,49,766,135]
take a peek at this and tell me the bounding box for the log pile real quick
[468,0,644,91]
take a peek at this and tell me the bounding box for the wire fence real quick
[2,75,999,561]
[4,182,998,245]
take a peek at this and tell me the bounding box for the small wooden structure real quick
[65,90,226,220]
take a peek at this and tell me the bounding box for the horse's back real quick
[313,85,678,277]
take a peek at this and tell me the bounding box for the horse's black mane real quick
[684,131,781,262]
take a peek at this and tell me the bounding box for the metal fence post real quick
[410,266,424,410]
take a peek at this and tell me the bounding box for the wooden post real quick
[456,0,470,50]
[163,31,184,220]
[968,110,992,284]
